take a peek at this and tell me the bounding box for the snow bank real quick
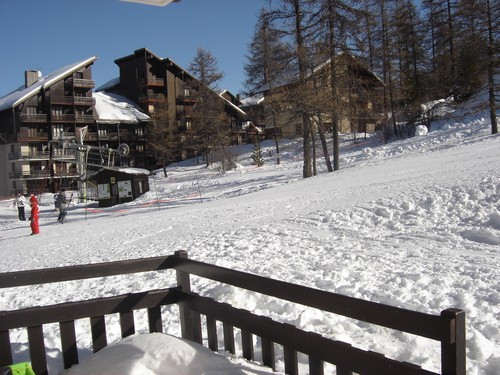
[63,333,274,375]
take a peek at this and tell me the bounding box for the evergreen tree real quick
[251,139,265,167]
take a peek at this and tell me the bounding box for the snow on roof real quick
[93,92,149,124]
[241,93,265,106]
[218,92,246,116]
[104,167,150,175]
[0,56,97,111]
[95,77,120,92]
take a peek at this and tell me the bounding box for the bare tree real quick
[147,99,176,177]
[188,48,230,168]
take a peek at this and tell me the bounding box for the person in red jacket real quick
[29,195,40,235]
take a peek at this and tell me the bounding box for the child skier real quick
[29,195,39,235]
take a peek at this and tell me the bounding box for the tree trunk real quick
[486,0,498,134]
[317,114,333,172]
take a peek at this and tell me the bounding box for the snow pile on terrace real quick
[93,92,149,123]
[0,91,498,375]
[63,333,274,375]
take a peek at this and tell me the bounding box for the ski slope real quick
[0,97,499,374]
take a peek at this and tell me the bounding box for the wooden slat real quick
[206,316,218,352]
[0,288,179,331]
[178,292,437,375]
[284,345,298,375]
[90,316,107,353]
[0,256,173,289]
[27,325,47,375]
[175,251,202,344]
[59,320,79,369]
[309,356,324,375]
[147,306,162,333]
[0,330,13,367]
[441,309,466,375]
[120,311,135,338]
[241,330,254,361]
[223,322,235,354]
[261,337,275,371]
[169,256,445,340]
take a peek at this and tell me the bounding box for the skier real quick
[13,193,27,221]
[56,189,68,223]
[29,195,39,235]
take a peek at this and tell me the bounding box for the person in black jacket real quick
[55,189,68,223]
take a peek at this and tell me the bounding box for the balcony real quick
[75,114,95,123]
[52,114,74,123]
[176,95,197,104]
[16,132,49,142]
[51,96,96,106]
[74,96,95,106]
[67,78,95,88]
[9,170,51,180]
[18,114,48,123]
[138,94,164,103]
[139,76,164,87]
[8,151,50,161]
[51,96,74,105]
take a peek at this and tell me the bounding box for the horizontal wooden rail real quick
[168,255,446,341]
[178,291,437,375]
[0,256,172,289]
[0,288,180,331]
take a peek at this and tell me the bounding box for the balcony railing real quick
[74,96,95,106]
[51,96,74,105]
[75,114,95,123]
[8,151,50,161]
[51,96,96,106]
[139,76,164,87]
[16,132,49,142]
[52,114,74,122]
[67,78,95,88]
[9,170,51,180]
[18,114,47,123]
[138,94,164,102]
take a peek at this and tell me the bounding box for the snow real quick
[0,57,97,111]
[0,93,499,375]
[62,333,274,374]
[93,92,150,123]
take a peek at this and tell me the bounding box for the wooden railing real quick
[0,252,465,375]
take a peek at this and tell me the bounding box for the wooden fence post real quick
[441,308,466,375]
[175,250,202,344]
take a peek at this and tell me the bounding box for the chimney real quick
[25,70,41,88]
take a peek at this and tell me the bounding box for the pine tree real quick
[251,139,265,167]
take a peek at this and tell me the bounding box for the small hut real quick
[90,167,149,207]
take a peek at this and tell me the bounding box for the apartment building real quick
[0,57,97,197]
[98,48,248,165]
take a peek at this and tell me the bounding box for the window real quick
[98,126,107,138]
[75,72,83,79]
[52,107,63,119]
[53,124,64,138]
[135,127,144,136]
[136,145,144,152]
[184,88,191,97]
[26,107,37,115]
[186,121,192,130]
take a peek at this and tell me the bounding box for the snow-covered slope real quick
[0,97,498,374]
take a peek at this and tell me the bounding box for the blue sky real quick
[0,0,268,98]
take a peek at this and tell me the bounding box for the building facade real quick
[0,58,97,197]
[99,48,249,166]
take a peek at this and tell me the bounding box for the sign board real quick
[118,180,133,198]
[98,183,111,199]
